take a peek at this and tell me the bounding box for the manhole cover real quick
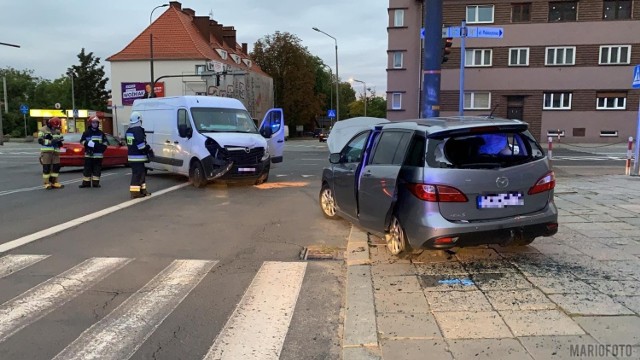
[300,245,344,260]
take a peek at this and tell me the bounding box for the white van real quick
[131,95,285,187]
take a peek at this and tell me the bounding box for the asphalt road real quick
[0,139,351,360]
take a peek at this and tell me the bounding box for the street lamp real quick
[312,27,339,125]
[0,42,20,145]
[67,71,76,132]
[350,78,367,117]
[150,4,169,96]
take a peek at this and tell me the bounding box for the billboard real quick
[121,82,165,105]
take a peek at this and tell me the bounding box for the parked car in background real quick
[59,133,128,167]
[319,116,558,255]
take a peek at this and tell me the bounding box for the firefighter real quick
[126,111,152,198]
[79,116,108,188]
[37,117,65,189]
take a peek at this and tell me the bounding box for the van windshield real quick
[191,108,258,134]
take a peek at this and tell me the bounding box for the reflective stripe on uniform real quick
[128,155,147,162]
[130,186,141,191]
[42,174,51,179]
[136,142,146,150]
[50,173,59,177]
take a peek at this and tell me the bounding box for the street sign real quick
[420,28,425,39]
[633,65,640,89]
[73,109,79,118]
[442,26,504,39]
[328,109,336,118]
[19,104,29,115]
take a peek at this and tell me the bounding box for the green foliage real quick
[0,48,110,137]
[347,89,386,118]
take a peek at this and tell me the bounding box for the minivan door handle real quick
[174,141,179,144]
[362,170,372,177]
[165,140,171,144]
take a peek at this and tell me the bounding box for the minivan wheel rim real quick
[321,188,336,217]
[387,218,405,255]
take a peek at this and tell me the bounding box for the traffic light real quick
[441,37,453,63]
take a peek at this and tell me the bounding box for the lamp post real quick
[313,27,339,125]
[0,42,20,145]
[350,78,367,116]
[150,4,169,96]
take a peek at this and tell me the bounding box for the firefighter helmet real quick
[48,117,62,129]
[130,111,143,124]
[89,116,101,127]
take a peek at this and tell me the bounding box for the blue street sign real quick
[73,109,79,118]
[442,26,462,38]
[420,28,425,39]
[633,65,640,89]
[469,26,504,38]
[19,104,29,115]
[328,109,336,118]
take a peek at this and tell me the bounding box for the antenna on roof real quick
[486,102,499,119]
[209,9,213,20]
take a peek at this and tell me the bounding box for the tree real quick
[347,89,386,118]
[67,48,110,111]
[251,32,324,132]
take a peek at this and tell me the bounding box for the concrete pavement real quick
[342,173,640,360]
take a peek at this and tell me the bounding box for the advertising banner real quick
[121,82,165,105]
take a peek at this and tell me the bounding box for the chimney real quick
[242,43,248,55]
[169,1,181,10]
[210,21,225,46]
[182,7,195,16]
[193,16,210,40]
[222,26,236,48]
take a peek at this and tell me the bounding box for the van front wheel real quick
[190,160,207,188]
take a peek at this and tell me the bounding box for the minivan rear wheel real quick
[190,160,207,188]
[387,216,411,255]
[319,184,339,219]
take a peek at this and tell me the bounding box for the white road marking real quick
[275,174,288,177]
[301,174,316,177]
[0,257,131,343]
[203,261,307,360]
[300,158,324,161]
[0,254,50,279]
[0,172,118,197]
[53,259,216,360]
[0,183,190,254]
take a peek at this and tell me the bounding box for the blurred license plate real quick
[59,148,67,153]
[238,167,255,172]
[477,192,524,208]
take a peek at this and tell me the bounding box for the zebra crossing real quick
[0,254,310,360]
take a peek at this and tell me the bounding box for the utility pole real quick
[421,0,443,118]
[0,77,6,145]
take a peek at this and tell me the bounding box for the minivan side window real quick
[370,131,412,165]
[341,131,370,163]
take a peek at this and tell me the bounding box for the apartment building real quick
[387,0,640,142]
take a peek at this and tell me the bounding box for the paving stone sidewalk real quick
[344,174,640,360]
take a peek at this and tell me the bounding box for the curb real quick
[342,225,381,360]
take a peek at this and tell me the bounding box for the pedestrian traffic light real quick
[442,37,453,63]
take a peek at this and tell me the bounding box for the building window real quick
[466,5,494,23]
[549,1,577,22]
[195,65,206,75]
[603,0,631,20]
[545,47,575,65]
[391,93,402,110]
[600,130,619,137]
[393,52,404,68]
[509,48,529,66]
[215,49,228,60]
[596,92,627,109]
[465,49,492,67]
[394,9,405,27]
[511,3,531,22]
[464,92,491,109]
[599,45,631,64]
[543,92,572,109]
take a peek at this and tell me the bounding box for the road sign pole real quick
[421,0,443,118]
[23,113,27,137]
[633,97,640,175]
[459,20,466,116]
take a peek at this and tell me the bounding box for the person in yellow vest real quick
[79,116,108,188]
[37,117,65,189]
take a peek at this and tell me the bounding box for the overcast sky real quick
[0,1,389,99]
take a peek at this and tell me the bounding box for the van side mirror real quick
[178,124,192,138]
[329,153,341,164]
[260,126,273,138]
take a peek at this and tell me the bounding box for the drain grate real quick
[300,245,344,260]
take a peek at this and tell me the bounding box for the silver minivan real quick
[319,116,558,255]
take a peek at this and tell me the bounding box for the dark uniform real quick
[79,119,108,188]
[37,117,64,189]
[125,122,151,198]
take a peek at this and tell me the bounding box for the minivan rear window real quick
[426,131,544,169]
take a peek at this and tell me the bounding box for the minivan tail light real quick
[528,171,555,195]
[408,184,468,202]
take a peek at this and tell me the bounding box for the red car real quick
[59,133,129,167]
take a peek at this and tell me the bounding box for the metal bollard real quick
[626,136,633,176]
[548,136,553,161]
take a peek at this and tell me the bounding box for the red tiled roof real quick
[107,6,266,76]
